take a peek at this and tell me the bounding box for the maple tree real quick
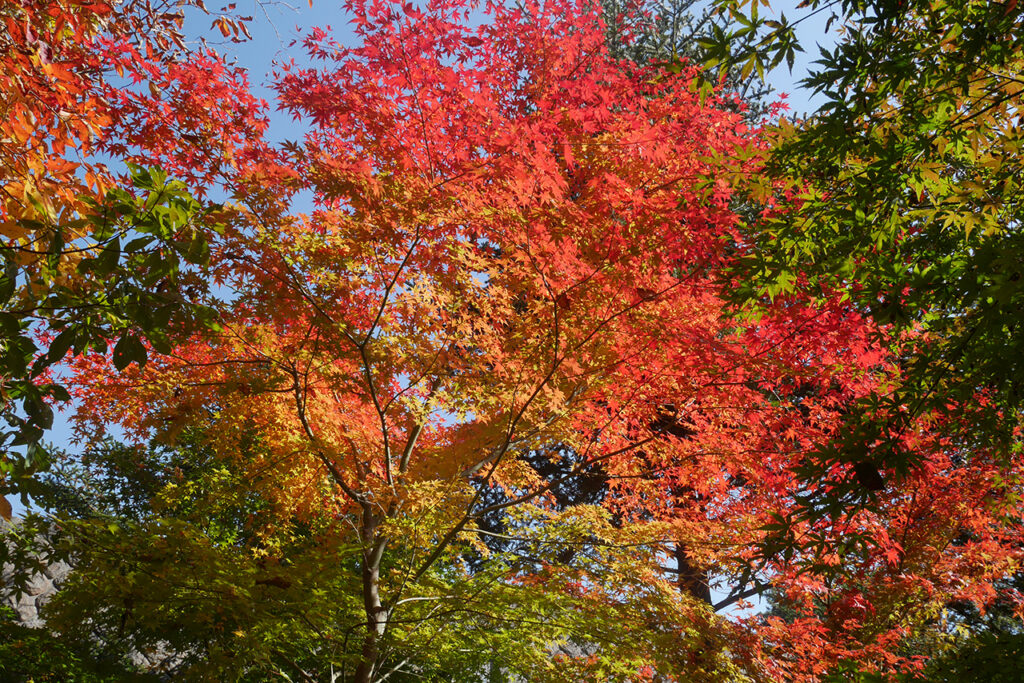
[1,0,1017,681]
[704,0,1024,498]
[697,0,1024,677]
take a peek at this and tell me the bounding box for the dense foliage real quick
[1,0,1022,681]
[0,0,260,511]
[710,0,1024,509]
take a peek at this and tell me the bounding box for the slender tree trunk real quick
[353,509,388,683]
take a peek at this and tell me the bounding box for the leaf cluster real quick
[706,0,1024,573]
[1,167,221,514]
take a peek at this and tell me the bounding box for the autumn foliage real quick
[4,0,1023,680]
[1,0,263,224]
[0,0,265,488]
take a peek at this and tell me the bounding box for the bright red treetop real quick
[66,0,1024,679]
